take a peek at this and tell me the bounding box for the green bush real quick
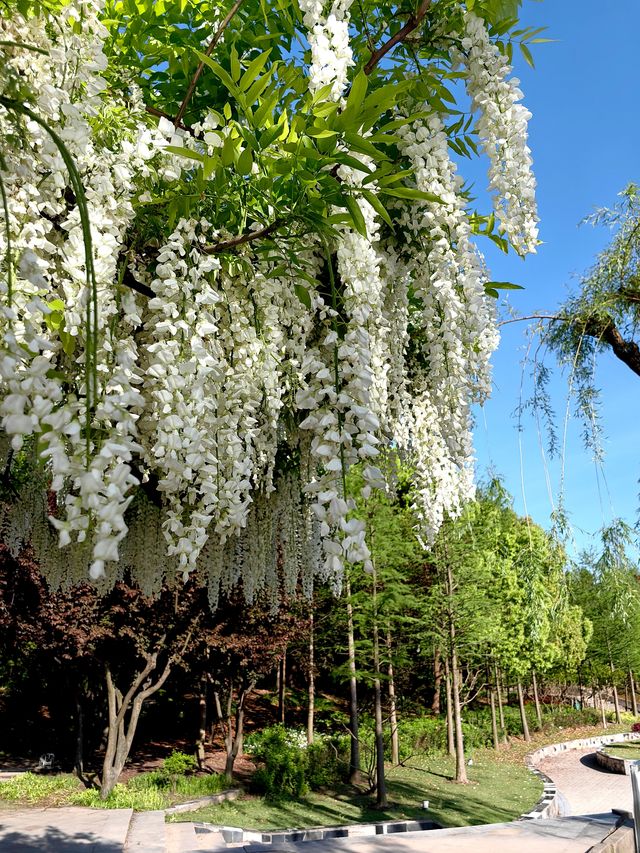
[162,750,198,777]
[247,726,309,801]
[306,735,349,789]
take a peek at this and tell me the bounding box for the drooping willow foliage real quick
[0,0,539,606]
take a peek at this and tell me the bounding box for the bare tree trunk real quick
[451,650,467,783]
[101,650,175,799]
[496,667,506,738]
[516,681,530,742]
[431,648,442,714]
[386,627,399,766]
[630,670,638,717]
[612,683,621,723]
[278,651,287,725]
[489,688,499,750]
[307,610,315,745]
[445,657,455,757]
[532,671,543,730]
[600,690,608,729]
[345,576,361,785]
[215,680,255,778]
[196,675,207,769]
[372,568,388,808]
[74,687,84,779]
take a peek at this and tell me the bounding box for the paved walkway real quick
[539,747,634,816]
[0,805,132,851]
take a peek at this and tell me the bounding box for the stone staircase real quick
[123,811,226,853]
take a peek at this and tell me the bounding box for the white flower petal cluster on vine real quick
[0,2,538,602]
[457,12,538,255]
[396,112,499,537]
[298,0,355,100]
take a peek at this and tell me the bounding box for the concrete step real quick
[123,810,166,853]
[166,822,227,851]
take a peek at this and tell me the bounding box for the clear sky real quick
[470,0,640,556]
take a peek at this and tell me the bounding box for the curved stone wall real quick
[520,731,640,820]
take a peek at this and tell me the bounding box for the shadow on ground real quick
[579,753,617,774]
[0,827,121,851]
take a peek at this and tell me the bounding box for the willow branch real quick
[364,0,433,76]
[175,0,246,127]
[497,314,565,327]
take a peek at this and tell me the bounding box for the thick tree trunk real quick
[196,675,207,769]
[489,688,499,750]
[372,571,388,808]
[630,670,638,717]
[307,610,315,745]
[386,627,399,766]
[516,681,530,742]
[444,657,455,757]
[532,671,543,730]
[345,576,361,785]
[431,648,442,715]
[100,653,174,799]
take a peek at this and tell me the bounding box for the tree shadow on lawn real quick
[387,778,527,826]
[0,827,121,852]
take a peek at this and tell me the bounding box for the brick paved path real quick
[538,748,633,815]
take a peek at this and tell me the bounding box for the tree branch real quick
[584,317,640,378]
[145,105,194,136]
[203,219,283,254]
[497,314,566,327]
[364,0,433,76]
[175,0,247,127]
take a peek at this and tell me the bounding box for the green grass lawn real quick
[170,721,633,831]
[602,742,640,761]
[169,751,542,830]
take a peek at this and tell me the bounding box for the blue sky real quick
[470,0,640,555]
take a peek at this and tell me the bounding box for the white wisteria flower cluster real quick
[0,1,538,605]
[456,11,539,256]
[298,0,355,100]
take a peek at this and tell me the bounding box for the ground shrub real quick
[246,726,309,800]
[0,772,80,804]
[70,783,167,811]
[306,735,349,789]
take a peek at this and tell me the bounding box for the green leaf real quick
[239,50,272,92]
[360,189,392,228]
[294,282,312,309]
[192,49,240,97]
[230,45,241,82]
[344,195,367,238]
[520,42,535,68]
[307,127,339,139]
[237,146,253,175]
[379,187,445,204]
[485,281,524,291]
[164,145,205,163]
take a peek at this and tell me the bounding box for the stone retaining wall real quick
[520,731,640,821]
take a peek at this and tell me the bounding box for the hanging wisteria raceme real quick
[298,0,355,100]
[394,112,499,538]
[0,0,539,604]
[456,12,539,256]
